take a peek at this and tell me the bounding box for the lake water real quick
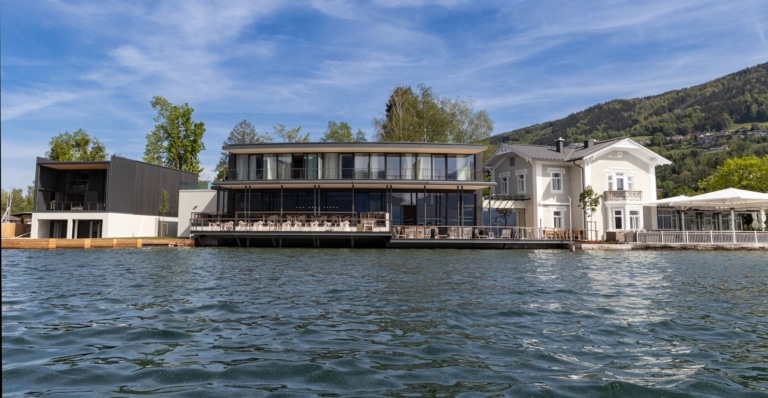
[2,248,767,397]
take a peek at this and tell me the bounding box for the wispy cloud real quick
[2,0,767,189]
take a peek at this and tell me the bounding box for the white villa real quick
[484,137,672,241]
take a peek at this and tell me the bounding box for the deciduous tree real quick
[698,155,768,192]
[374,84,493,144]
[272,123,309,143]
[143,96,206,173]
[46,129,107,161]
[321,121,367,142]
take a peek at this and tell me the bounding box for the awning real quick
[649,188,768,210]
[483,199,517,209]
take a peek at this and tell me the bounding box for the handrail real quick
[224,167,486,182]
[636,230,768,245]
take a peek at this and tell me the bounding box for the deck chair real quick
[501,229,512,239]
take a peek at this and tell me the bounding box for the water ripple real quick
[3,248,767,396]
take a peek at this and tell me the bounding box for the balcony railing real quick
[636,230,768,245]
[603,190,643,201]
[43,202,106,211]
[189,212,583,241]
[224,167,485,182]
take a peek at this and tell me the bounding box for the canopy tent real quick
[647,195,690,206]
[650,188,768,210]
[650,188,768,231]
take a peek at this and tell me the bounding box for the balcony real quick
[44,202,106,211]
[603,190,643,202]
[225,167,485,182]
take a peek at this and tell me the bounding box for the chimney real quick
[584,139,595,149]
[555,137,565,153]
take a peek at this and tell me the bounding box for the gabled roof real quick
[486,137,671,166]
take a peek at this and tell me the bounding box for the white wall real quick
[177,190,217,237]
[31,212,173,238]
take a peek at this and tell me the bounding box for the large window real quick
[340,154,354,179]
[432,155,446,180]
[417,155,431,180]
[386,154,401,179]
[277,154,291,179]
[354,153,369,179]
[370,153,385,180]
[657,209,678,230]
[629,209,640,229]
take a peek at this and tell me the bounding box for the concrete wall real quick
[177,190,217,237]
[31,212,177,238]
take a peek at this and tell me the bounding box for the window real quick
[550,170,563,192]
[607,171,635,191]
[499,173,509,195]
[615,172,625,191]
[509,157,515,167]
[629,210,640,229]
[553,210,563,229]
[613,209,623,230]
[516,171,526,194]
[657,209,678,230]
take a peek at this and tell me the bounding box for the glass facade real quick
[229,152,477,182]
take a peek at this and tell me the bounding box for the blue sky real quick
[2,0,767,190]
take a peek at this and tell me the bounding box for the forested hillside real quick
[490,62,768,197]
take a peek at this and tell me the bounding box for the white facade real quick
[32,212,175,239]
[177,190,217,238]
[484,138,671,240]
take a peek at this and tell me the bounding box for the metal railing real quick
[43,202,106,211]
[225,167,485,182]
[189,213,583,241]
[636,231,768,245]
[190,211,390,233]
[391,226,584,240]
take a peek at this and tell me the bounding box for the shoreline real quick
[1,237,766,251]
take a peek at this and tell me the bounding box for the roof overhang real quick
[224,142,486,155]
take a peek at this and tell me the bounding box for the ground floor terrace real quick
[190,210,579,248]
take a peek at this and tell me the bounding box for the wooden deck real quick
[1,238,195,250]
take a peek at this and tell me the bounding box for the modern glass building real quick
[189,142,493,247]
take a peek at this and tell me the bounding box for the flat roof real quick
[224,142,487,155]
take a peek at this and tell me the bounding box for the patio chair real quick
[501,229,512,239]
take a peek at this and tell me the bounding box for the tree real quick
[321,121,367,142]
[374,86,420,141]
[578,186,602,241]
[159,189,169,218]
[272,123,310,143]
[445,99,493,144]
[1,185,34,216]
[45,129,107,161]
[143,96,206,173]
[374,84,493,144]
[698,155,768,192]
[214,119,272,181]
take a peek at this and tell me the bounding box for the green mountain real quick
[490,62,768,197]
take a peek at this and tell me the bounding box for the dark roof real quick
[500,137,633,162]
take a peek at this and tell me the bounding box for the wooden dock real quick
[1,238,196,250]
